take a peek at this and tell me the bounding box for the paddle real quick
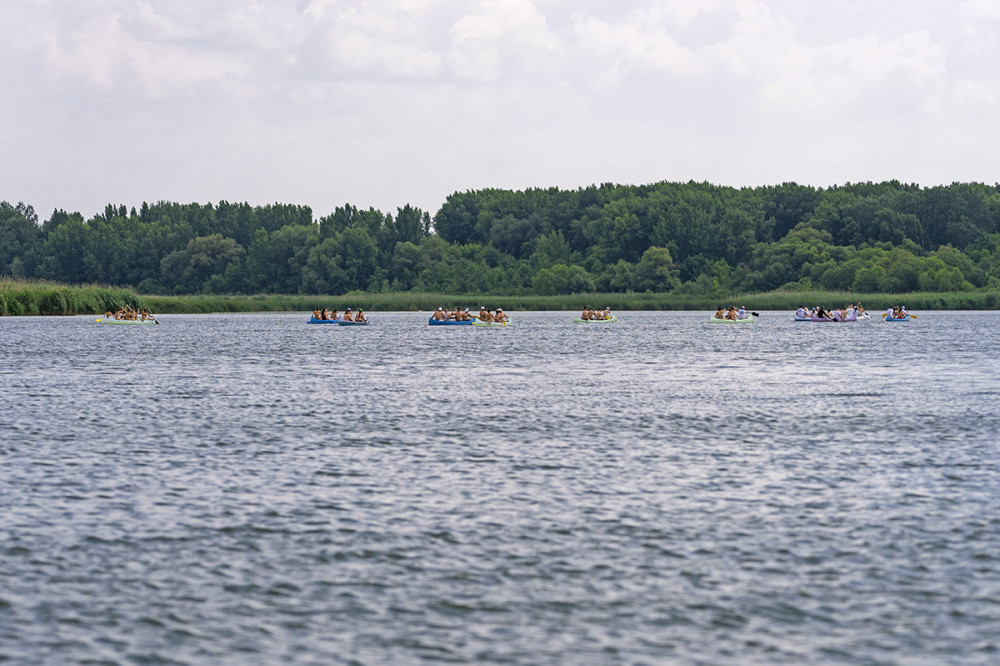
[909,313,917,319]
[750,312,760,317]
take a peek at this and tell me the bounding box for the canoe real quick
[338,319,369,326]
[809,316,858,322]
[885,317,911,322]
[474,318,509,327]
[96,318,158,325]
[573,316,618,323]
[308,317,342,324]
[794,317,812,322]
[429,317,474,326]
[709,317,754,323]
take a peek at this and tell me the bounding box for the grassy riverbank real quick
[124,289,1000,313]
[0,279,144,316]
[3,279,1000,315]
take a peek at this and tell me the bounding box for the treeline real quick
[3,180,1000,297]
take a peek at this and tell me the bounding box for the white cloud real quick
[2,0,1000,221]
[959,0,1000,21]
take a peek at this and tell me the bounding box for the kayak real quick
[794,317,812,322]
[474,318,509,327]
[308,317,342,324]
[809,316,858,322]
[885,317,911,322]
[96,318,158,325]
[573,316,618,323]
[429,317,474,326]
[709,317,754,323]
[338,319,369,326]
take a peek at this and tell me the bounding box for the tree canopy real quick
[3,180,1000,296]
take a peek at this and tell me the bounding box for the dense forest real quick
[3,180,1000,297]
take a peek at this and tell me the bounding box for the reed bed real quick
[0,278,144,316]
[3,279,999,315]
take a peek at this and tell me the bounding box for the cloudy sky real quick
[2,0,999,222]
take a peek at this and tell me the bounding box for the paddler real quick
[494,308,508,324]
[342,307,354,322]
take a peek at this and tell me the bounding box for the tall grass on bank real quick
[4,280,1000,315]
[0,278,144,316]
[133,289,1000,313]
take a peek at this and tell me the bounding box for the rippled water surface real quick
[2,311,1000,665]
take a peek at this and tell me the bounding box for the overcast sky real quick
[2,0,999,222]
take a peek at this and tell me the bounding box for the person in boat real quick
[725,306,738,320]
[312,308,321,320]
[329,309,339,320]
[814,306,828,319]
[603,307,612,320]
[494,308,508,324]
[714,307,726,320]
[581,306,591,320]
[480,308,494,323]
[845,305,856,320]
[460,308,472,321]
[736,306,748,320]
[355,309,368,323]
[342,307,354,322]
[104,309,114,319]
[432,307,447,321]
[795,306,807,319]
[855,302,866,315]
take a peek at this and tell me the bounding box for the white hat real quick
[464,308,469,312]
[437,307,442,311]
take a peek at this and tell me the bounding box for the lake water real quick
[2,311,999,665]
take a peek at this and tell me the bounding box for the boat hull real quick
[573,316,618,323]
[429,317,474,325]
[474,319,509,327]
[709,317,754,323]
[809,316,858,322]
[96,318,158,325]
[308,317,342,324]
[885,317,910,322]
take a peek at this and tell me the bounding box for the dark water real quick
[2,311,999,665]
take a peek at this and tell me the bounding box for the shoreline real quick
[2,280,999,316]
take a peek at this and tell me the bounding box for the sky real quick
[2,0,1000,222]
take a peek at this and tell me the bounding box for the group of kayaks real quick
[428,316,509,327]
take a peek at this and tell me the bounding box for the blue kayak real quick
[429,317,474,325]
[308,317,341,324]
